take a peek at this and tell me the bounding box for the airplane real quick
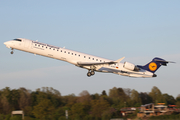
[4,38,174,78]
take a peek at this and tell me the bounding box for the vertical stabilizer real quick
[137,57,168,73]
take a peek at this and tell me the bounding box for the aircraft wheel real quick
[11,51,14,54]
[91,71,95,75]
[87,72,91,77]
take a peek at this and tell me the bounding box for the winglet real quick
[115,57,125,63]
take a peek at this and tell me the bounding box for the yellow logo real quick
[149,62,157,71]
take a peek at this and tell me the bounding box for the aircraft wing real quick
[77,57,125,66]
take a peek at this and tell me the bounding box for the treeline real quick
[0,86,180,120]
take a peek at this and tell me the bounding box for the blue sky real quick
[1,1,180,97]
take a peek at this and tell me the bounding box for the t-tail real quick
[137,57,174,74]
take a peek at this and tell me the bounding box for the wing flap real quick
[77,61,115,66]
[77,57,125,66]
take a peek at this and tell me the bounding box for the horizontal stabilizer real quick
[154,59,175,63]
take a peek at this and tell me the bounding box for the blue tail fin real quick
[137,57,168,73]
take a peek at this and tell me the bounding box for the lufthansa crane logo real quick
[149,62,157,71]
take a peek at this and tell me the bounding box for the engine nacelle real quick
[123,62,139,71]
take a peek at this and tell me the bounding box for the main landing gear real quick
[11,48,14,54]
[87,70,95,77]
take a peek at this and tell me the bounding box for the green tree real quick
[77,90,91,116]
[63,94,77,109]
[109,87,129,108]
[149,86,166,104]
[0,87,13,114]
[91,99,110,119]
[11,89,20,110]
[123,88,131,97]
[53,107,67,120]
[18,88,31,111]
[91,93,100,100]
[77,90,91,103]
[33,99,55,120]
[10,115,22,120]
[139,92,152,104]
[102,109,112,120]
[71,103,86,119]
[131,89,141,107]
[176,94,180,101]
[31,87,62,109]
[102,90,107,96]
[176,94,180,108]
[163,93,176,105]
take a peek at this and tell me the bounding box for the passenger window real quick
[72,53,73,55]
[96,59,98,61]
[92,58,94,60]
[68,52,70,54]
[75,54,77,56]
[100,60,102,62]
[79,55,80,57]
[89,57,90,59]
[84,56,86,58]
[64,51,66,53]
[46,47,48,49]
[42,46,44,48]
[35,44,37,46]
[38,45,40,47]
[57,49,59,51]
[49,48,51,49]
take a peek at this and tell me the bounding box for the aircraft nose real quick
[4,41,11,48]
[4,42,8,45]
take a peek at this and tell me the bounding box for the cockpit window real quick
[13,39,22,42]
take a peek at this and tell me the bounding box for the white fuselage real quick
[4,38,154,78]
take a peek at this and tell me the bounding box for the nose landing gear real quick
[11,48,14,54]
